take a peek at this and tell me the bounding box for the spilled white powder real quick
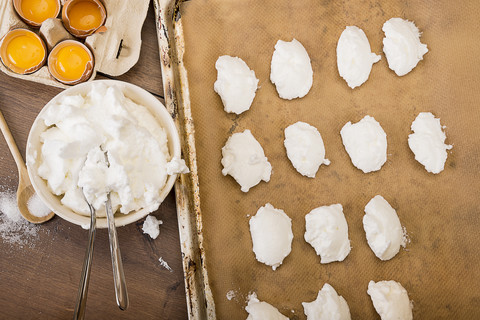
[27,193,51,218]
[226,290,236,301]
[0,190,21,222]
[0,189,39,247]
[158,257,173,272]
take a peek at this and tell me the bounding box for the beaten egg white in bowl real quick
[26,80,181,228]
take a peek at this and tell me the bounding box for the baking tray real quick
[153,0,480,319]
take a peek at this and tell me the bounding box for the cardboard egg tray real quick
[0,0,149,88]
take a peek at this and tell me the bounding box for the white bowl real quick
[26,80,181,228]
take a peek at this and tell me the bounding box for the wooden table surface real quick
[0,4,189,319]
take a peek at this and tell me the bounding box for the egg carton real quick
[0,0,149,88]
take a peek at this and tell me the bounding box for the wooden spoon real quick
[0,110,54,224]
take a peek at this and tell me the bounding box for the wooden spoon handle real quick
[0,110,27,174]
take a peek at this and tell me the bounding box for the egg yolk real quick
[20,0,58,24]
[6,34,44,70]
[68,1,103,31]
[53,45,91,81]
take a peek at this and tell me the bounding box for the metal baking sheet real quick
[154,0,480,319]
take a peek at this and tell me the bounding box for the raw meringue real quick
[367,280,413,320]
[304,204,351,264]
[270,39,313,100]
[284,121,330,178]
[214,55,259,114]
[408,112,452,174]
[337,26,381,89]
[302,283,351,320]
[363,195,406,261]
[246,293,289,320]
[383,18,428,76]
[221,130,272,192]
[340,115,387,173]
[249,203,293,270]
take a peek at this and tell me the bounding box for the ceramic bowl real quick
[26,80,181,228]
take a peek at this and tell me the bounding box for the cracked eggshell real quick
[0,28,47,75]
[13,0,61,28]
[47,39,94,85]
[0,0,149,87]
[61,0,107,38]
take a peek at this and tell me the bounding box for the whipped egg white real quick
[246,293,289,320]
[35,83,174,216]
[221,129,272,192]
[284,121,330,178]
[368,280,413,320]
[337,26,381,89]
[270,39,313,100]
[383,18,428,76]
[408,112,452,174]
[249,203,293,270]
[340,115,387,173]
[214,55,259,114]
[302,283,351,320]
[363,195,406,261]
[304,204,351,264]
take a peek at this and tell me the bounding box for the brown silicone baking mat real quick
[178,0,480,318]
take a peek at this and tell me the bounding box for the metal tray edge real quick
[153,0,216,319]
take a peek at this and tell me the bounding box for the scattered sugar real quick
[142,215,163,239]
[0,190,22,222]
[0,190,39,247]
[158,257,173,272]
[226,290,236,301]
[27,193,51,218]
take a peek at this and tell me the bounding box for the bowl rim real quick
[26,79,181,228]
